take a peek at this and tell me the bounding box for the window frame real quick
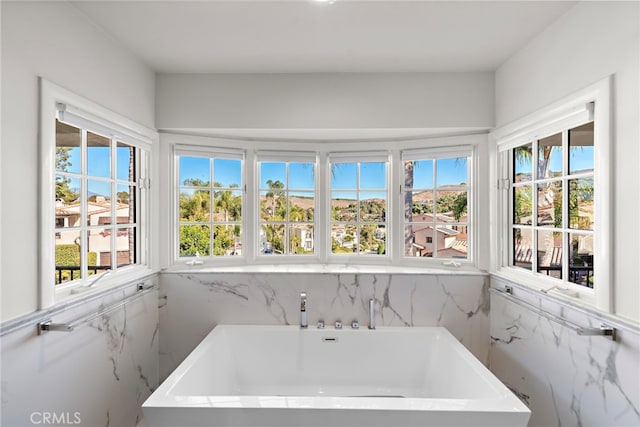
[490,76,612,312]
[401,146,473,262]
[40,79,156,308]
[165,134,486,269]
[328,151,390,259]
[174,146,245,260]
[256,151,318,257]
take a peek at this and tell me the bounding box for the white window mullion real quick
[80,129,88,281]
[110,138,117,273]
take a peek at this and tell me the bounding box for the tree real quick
[179,225,210,256]
[55,148,79,203]
[452,192,468,221]
[404,160,414,256]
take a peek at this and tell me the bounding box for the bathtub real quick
[143,325,530,427]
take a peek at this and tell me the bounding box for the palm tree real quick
[404,161,414,256]
[265,179,284,220]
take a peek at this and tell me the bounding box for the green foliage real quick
[179,225,210,256]
[55,245,97,283]
[55,148,79,203]
[514,187,532,224]
[452,192,468,221]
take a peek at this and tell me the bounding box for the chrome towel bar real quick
[490,286,616,341]
[37,283,155,335]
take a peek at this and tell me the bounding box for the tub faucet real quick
[368,298,376,330]
[300,292,308,329]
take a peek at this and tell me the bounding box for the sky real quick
[177,157,469,201]
[61,151,474,201]
[59,145,136,198]
[515,146,594,178]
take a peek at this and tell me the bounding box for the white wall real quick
[495,1,640,323]
[156,72,494,129]
[0,1,155,321]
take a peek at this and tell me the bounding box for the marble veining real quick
[159,271,490,380]
[0,279,159,427]
[490,277,640,427]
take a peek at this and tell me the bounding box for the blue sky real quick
[61,145,136,198]
[179,157,242,188]
[178,157,469,201]
[515,146,594,177]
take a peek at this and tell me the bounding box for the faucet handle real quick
[351,320,360,329]
[317,320,325,329]
[335,320,343,329]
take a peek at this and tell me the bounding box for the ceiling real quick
[71,0,577,74]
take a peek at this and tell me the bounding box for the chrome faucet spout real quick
[368,298,376,330]
[300,292,308,329]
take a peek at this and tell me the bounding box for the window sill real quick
[54,266,157,305]
[491,267,598,310]
[163,262,487,276]
[0,268,158,337]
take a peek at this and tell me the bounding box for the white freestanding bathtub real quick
[143,325,530,427]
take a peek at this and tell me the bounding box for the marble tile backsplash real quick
[159,272,490,381]
[0,279,159,427]
[490,277,640,427]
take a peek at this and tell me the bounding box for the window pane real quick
[436,191,465,216]
[569,122,594,174]
[260,191,285,221]
[179,224,211,256]
[359,225,385,255]
[513,228,532,271]
[537,181,562,228]
[406,159,433,190]
[289,193,314,222]
[331,192,357,222]
[260,224,284,255]
[260,162,286,189]
[290,225,314,254]
[116,142,136,182]
[116,227,136,267]
[360,192,386,222]
[87,132,111,178]
[569,178,594,230]
[437,158,467,186]
[214,224,241,256]
[179,190,210,222]
[116,184,135,224]
[214,190,242,222]
[537,230,562,279]
[331,225,355,254]
[406,225,433,257]
[88,228,111,272]
[331,162,357,190]
[569,233,594,288]
[513,144,533,183]
[55,230,81,284]
[56,121,81,174]
[538,133,562,179]
[87,180,113,226]
[409,192,434,220]
[213,158,242,188]
[360,162,386,189]
[289,163,315,190]
[179,157,210,186]
[513,186,532,225]
[438,236,468,260]
[55,176,81,228]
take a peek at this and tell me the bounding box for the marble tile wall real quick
[490,277,640,427]
[0,278,159,427]
[158,271,490,381]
